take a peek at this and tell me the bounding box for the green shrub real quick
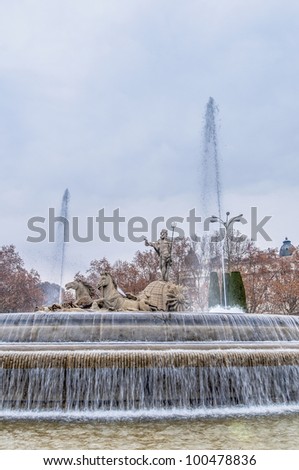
[229,271,247,311]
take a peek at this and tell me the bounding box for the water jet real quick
[55,188,70,304]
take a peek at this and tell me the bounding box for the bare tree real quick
[1,245,44,312]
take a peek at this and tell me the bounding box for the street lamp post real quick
[210,212,243,308]
[210,212,243,272]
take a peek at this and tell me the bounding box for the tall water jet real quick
[200,97,222,219]
[200,98,227,306]
[55,189,70,304]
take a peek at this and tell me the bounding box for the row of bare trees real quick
[236,247,299,314]
[1,239,298,314]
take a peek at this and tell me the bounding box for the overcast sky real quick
[1,0,299,283]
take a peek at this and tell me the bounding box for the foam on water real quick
[2,404,299,423]
[209,305,245,314]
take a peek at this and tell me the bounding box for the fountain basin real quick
[1,312,299,415]
[2,345,299,411]
[1,312,299,342]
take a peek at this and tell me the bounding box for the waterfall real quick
[2,312,299,343]
[2,349,299,411]
[1,311,299,415]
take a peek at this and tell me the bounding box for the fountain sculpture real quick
[1,100,299,420]
[1,252,299,416]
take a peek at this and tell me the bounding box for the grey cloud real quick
[1,0,299,280]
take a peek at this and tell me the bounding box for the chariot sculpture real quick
[41,227,190,312]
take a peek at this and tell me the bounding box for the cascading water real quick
[2,349,299,412]
[1,312,299,417]
[55,189,70,304]
[1,312,299,343]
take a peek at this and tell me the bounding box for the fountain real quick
[1,307,299,415]
[1,105,299,450]
[1,169,299,421]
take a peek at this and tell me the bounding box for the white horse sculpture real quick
[65,280,95,308]
[95,272,150,311]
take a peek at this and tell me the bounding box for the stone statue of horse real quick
[65,280,95,308]
[94,272,150,311]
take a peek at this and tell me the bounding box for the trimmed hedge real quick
[229,271,247,311]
